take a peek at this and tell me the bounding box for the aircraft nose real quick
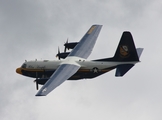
[16,68,22,74]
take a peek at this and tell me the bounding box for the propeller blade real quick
[66,38,68,44]
[34,72,39,90]
[56,47,61,60]
[64,47,66,53]
[36,81,39,90]
[64,38,68,52]
[34,79,39,90]
[58,47,60,54]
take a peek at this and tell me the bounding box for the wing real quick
[69,25,102,58]
[36,64,80,96]
[36,25,102,96]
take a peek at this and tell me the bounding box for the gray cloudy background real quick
[0,0,162,120]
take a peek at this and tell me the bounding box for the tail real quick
[114,32,143,76]
[112,31,140,62]
[94,31,143,76]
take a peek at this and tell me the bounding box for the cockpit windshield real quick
[21,63,27,68]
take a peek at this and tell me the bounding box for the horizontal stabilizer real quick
[115,64,134,77]
[136,48,143,58]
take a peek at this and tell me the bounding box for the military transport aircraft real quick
[16,25,143,96]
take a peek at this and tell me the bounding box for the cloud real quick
[0,0,162,120]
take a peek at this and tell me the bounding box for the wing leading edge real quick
[36,25,102,96]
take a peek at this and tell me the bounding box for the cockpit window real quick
[21,63,27,68]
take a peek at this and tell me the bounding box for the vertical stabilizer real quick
[112,31,139,62]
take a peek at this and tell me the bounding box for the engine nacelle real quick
[35,78,48,85]
[56,52,70,59]
[64,42,78,50]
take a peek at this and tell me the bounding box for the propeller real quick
[56,47,61,60]
[34,79,39,90]
[64,38,68,52]
[34,72,39,90]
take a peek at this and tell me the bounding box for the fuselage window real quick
[21,64,27,68]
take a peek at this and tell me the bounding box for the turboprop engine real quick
[64,40,78,52]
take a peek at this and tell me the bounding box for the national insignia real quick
[120,45,129,57]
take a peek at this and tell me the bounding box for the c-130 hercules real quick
[16,25,143,96]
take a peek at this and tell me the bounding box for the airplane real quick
[16,25,143,96]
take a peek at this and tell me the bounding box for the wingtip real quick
[93,24,103,27]
[35,92,46,97]
[35,94,46,97]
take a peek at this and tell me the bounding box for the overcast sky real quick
[0,0,162,120]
